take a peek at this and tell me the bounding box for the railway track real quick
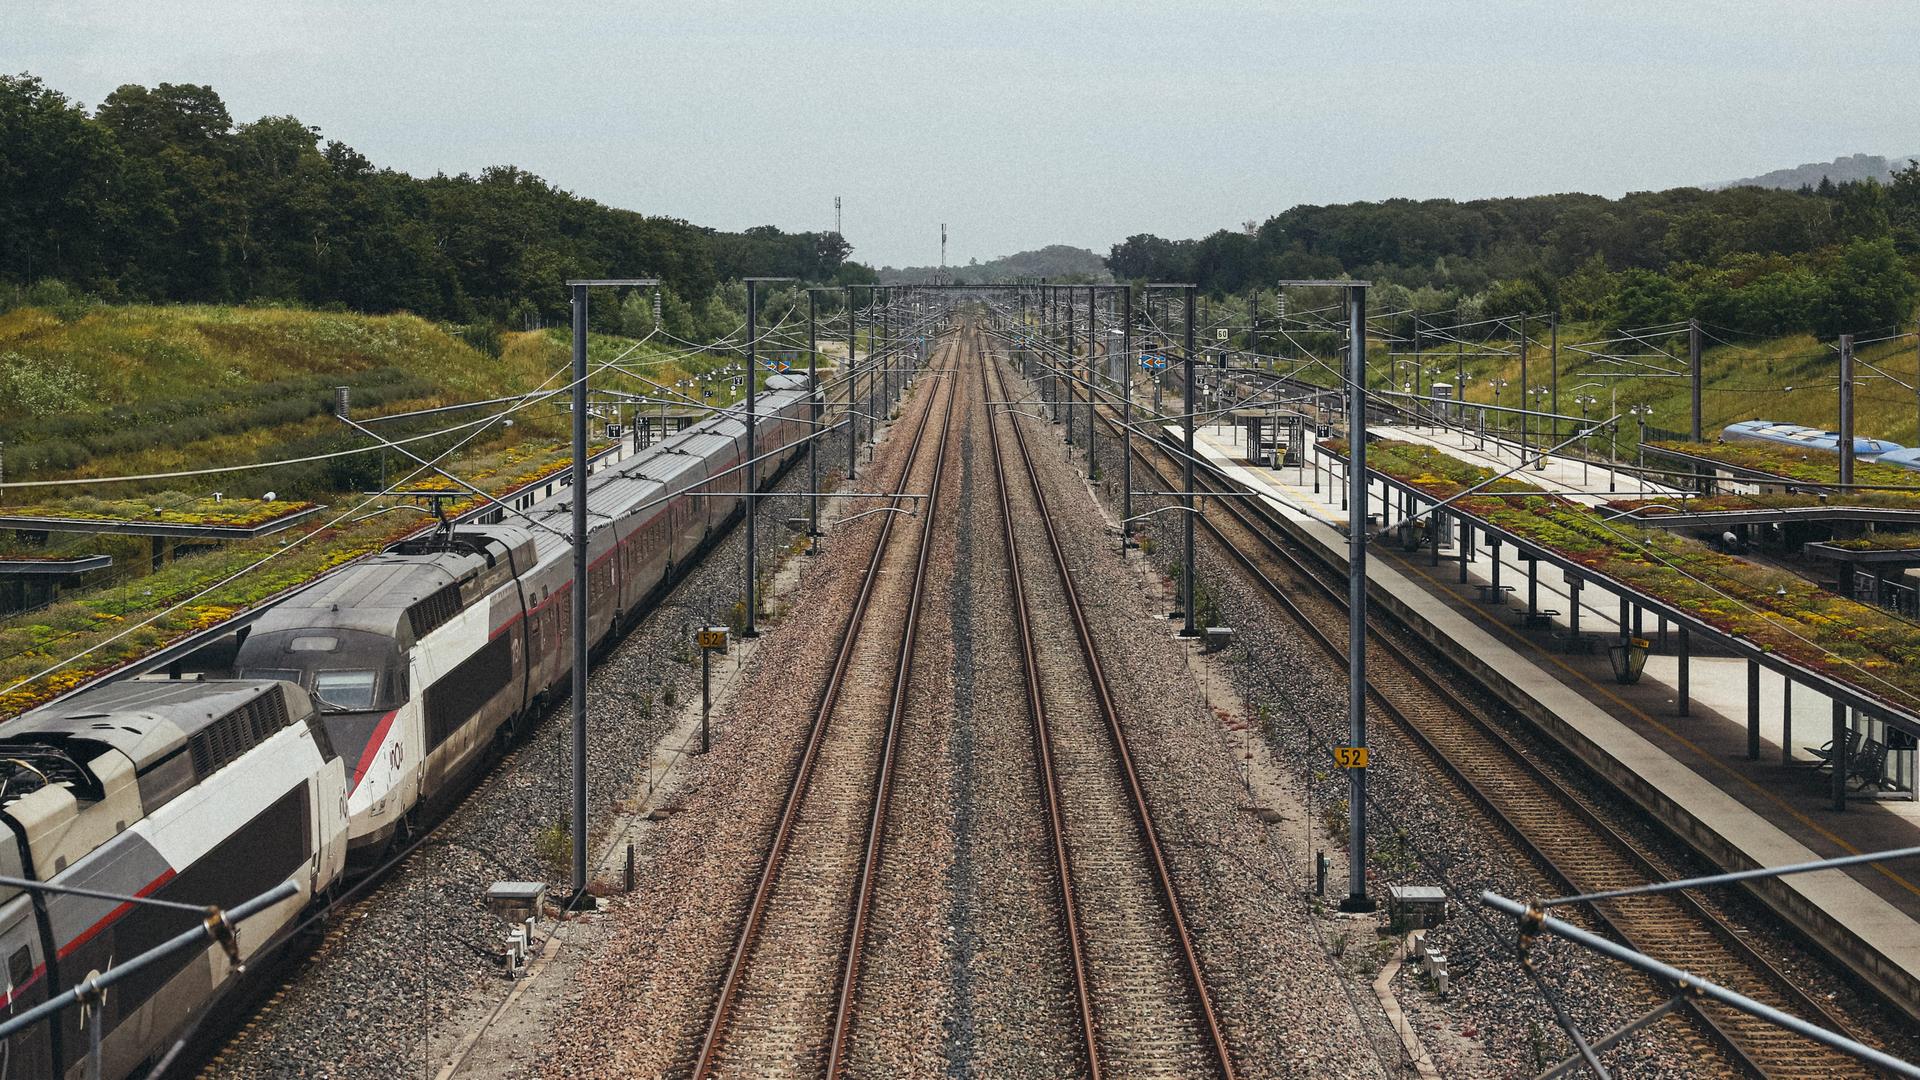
[1066,360,1875,1078]
[984,334,1237,1079]
[690,336,958,1078]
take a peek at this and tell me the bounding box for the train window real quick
[8,946,30,989]
[314,670,378,710]
[245,668,307,688]
[289,636,338,652]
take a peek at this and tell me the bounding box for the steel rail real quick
[979,325,1103,1076]
[824,334,958,1075]
[691,335,956,1079]
[991,343,1238,1079]
[1092,388,1873,1078]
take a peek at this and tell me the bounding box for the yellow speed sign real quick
[1332,746,1370,769]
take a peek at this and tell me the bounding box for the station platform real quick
[1177,418,1920,1020]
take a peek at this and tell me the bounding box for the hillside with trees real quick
[1108,179,1920,339]
[0,73,874,329]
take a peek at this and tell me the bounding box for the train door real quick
[0,892,53,1079]
[312,752,348,895]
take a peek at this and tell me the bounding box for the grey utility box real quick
[487,881,548,924]
[1387,884,1448,931]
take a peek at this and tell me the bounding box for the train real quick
[0,375,815,1078]
[1721,420,1909,465]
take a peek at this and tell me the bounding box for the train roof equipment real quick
[1721,420,1904,461]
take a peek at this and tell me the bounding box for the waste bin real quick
[1607,637,1650,684]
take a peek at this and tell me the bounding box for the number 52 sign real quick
[1332,745,1370,769]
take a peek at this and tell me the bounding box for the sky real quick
[8,0,1920,269]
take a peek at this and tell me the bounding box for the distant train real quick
[1721,420,1909,466]
[0,376,816,1078]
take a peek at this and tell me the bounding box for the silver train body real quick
[232,378,813,861]
[0,679,345,1079]
[0,377,813,1078]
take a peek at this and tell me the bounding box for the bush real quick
[534,821,571,873]
[22,279,94,322]
[460,321,505,358]
[0,352,94,418]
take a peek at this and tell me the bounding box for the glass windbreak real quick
[312,670,378,711]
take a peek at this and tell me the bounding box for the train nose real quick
[323,708,401,792]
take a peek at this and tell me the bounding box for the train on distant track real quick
[0,376,814,1079]
[1721,419,1912,466]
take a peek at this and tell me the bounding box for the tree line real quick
[0,73,876,330]
[1108,177,1920,339]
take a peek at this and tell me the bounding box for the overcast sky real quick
[9,1,1920,269]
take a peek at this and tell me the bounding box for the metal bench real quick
[1476,583,1515,604]
[1807,729,1862,771]
[1848,738,1891,792]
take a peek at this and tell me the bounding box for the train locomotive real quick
[0,375,814,1077]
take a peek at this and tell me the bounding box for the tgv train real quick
[0,377,813,1077]
[0,679,345,1079]
[1721,420,1908,464]
[232,375,814,862]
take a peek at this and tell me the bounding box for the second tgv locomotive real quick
[231,376,815,861]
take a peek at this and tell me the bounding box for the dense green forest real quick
[0,73,874,329]
[878,244,1111,284]
[1109,179,1920,339]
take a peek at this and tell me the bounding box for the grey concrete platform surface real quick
[1181,418,1920,1022]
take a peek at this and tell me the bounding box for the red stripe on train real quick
[350,709,401,793]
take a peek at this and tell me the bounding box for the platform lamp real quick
[1629,404,1655,491]
[564,277,659,910]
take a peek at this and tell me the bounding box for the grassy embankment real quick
[0,303,760,719]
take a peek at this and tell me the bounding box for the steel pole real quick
[1840,333,1856,488]
[1342,283,1374,913]
[1066,287,1076,445]
[1182,286,1198,638]
[868,289,880,444]
[809,290,820,537]
[744,280,760,638]
[1550,312,1560,427]
[1689,317,1704,440]
[1518,313,1529,462]
[569,283,591,905]
[1123,284,1134,539]
[1087,284,1097,478]
[846,286,858,480]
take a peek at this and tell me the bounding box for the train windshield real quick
[313,670,378,711]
